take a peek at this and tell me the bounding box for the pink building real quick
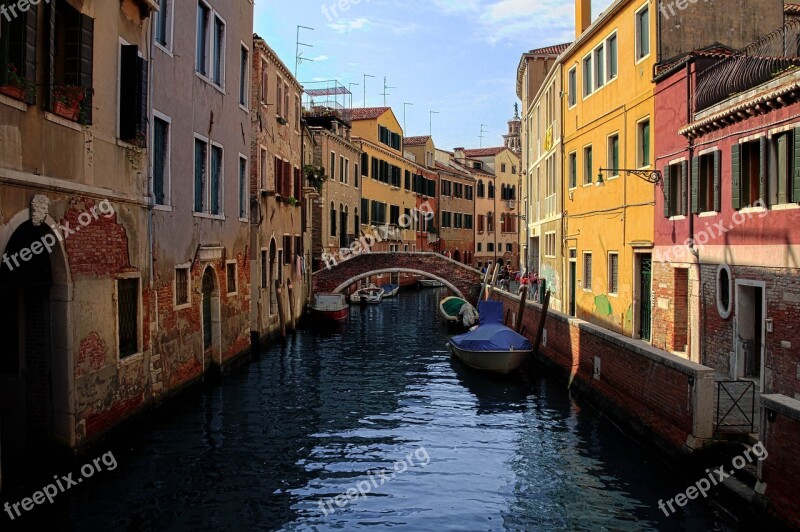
[652,34,800,400]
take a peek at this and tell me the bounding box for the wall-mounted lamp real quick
[595,171,605,187]
[598,167,662,184]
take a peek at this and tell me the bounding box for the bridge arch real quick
[333,268,465,298]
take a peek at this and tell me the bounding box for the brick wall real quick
[759,394,800,529]
[491,289,715,453]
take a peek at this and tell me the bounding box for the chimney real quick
[576,0,591,38]
[454,148,466,164]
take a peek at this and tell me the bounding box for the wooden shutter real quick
[22,6,37,103]
[713,150,721,212]
[731,143,741,210]
[681,160,689,215]
[759,136,768,205]
[47,1,56,108]
[691,156,700,214]
[64,12,94,122]
[794,127,800,203]
[662,165,671,218]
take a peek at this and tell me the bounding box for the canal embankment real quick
[489,288,800,529]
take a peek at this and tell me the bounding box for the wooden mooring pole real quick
[275,280,287,338]
[515,285,528,332]
[533,290,551,354]
[288,280,297,331]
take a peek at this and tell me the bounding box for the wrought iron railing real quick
[696,19,800,111]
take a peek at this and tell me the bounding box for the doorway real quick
[638,253,653,341]
[735,282,765,387]
[568,250,577,317]
[201,266,221,365]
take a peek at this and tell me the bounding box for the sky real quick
[255,0,614,152]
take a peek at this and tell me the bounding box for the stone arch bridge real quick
[313,252,483,300]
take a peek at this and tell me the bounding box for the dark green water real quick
[6,289,731,530]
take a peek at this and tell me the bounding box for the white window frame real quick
[152,109,172,209]
[239,41,250,112]
[238,153,249,222]
[637,117,651,168]
[210,12,226,88]
[608,252,619,296]
[568,151,578,190]
[226,259,238,296]
[195,0,211,76]
[544,231,556,258]
[568,66,577,108]
[582,52,593,99]
[607,132,620,179]
[174,263,192,310]
[605,31,618,82]
[593,42,605,91]
[583,252,593,291]
[635,2,651,63]
[210,141,225,216]
[583,144,593,187]
[154,0,174,55]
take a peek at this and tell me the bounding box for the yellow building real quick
[561,0,656,338]
[348,107,432,251]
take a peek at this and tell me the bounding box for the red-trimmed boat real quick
[310,293,349,322]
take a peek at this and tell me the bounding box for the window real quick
[175,267,189,306]
[663,161,687,218]
[210,145,223,215]
[120,45,148,141]
[594,44,604,90]
[239,156,248,219]
[477,214,485,233]
[330,151,336,179]
[488,181,495,199]
[544,232,556,257]
[465,214,473,229]
[466,185,473,200]
[196,1,210,74]
[211,14,225,86]
[193,138,222,215]
[770,128,800,206]
[261,250,268,288]
[638,119,651,167]
[583,253,593,290]
[155,0,172,49]
[194,138,208,212]
[283,236,292,264]
[477,243,483,252]
[227,262,237,294]
[0,3,37,104]
[390,205,400,226]
[568,67,577,107]
[239,44,249,107]
[501,163,507,173]
[608,253,619,294]
[608,134,619,176]
[330,203,336,237]
[512,166,517,174]
[583,55,592,97]
[607,33,618,80]
[153,116,170,205]
[354,163,359,188]
[583,146,593,185]
[477,180,485,198]
[716,264,733,319]
[260,148,268,189]
[636,4,650,60]
[488,243,495,252]
[260,60,268,104]
[487,212,494,232]
[505,243,512,252]
[693,151,720,213]
[732,138,765,209]
[569,152,577,189]
[276,77,283,117]
[117,278,139,358]
[340,155,345,182]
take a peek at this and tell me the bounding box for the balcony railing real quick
[695,19,800,111]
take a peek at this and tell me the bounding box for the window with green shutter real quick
[794,127,800,203]
[731,143,741,210]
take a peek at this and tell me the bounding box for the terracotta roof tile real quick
[404,135,431,146]
[526,42,572,56]
[463,147,506,157]
[343,107,390,121]
[786,3,800,14]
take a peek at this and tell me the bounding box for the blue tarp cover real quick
[451,301,532,352]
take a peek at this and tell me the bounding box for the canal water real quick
[10,289,732,531]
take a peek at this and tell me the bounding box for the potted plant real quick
[286,196,299,206]
[52,85,85,121]
[304,164,328,193]
[1,63,35,101]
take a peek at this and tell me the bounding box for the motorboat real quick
[381,284,400,298]
[350,284,384,305]
[418,279,445,288]
[448,301,532,374]
[310,293,349,322]
[439,296,479,329]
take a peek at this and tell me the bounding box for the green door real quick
[639,255,652,341]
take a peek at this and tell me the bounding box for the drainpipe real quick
[146,12,157,394]
[686,58,701,362]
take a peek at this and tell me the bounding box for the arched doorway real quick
[339,204,348,249]
[453,250,461,262]
[0,220,71,483]
[201,266,221,365]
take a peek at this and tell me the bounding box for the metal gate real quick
[640,255,652,341]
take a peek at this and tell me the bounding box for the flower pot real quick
[0,85,25,100]
[54,101,80,121]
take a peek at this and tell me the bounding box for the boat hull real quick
[448,341,529,375]
[419,279,445,288]
[311,307,349,322]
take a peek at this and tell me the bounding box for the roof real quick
[404,135,431,146]
[654,43,735,78]
[526,43,571,56]
[305,86,351,97]
[343,107,390,121]
[463,147,506,157]
[786,3,800,15]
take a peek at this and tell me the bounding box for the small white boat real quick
[350,284,384,305]
[381,284,400,298]
[418,279,445,288]
[310,293,349,322]
[448,301,532,375]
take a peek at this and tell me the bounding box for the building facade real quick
[434,148,476,263]
[0,0,156,480]
[250,37,309,341]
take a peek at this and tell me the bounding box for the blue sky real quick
[255,0,614,152]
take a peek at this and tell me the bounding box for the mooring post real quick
[533,290,551,354]
[288,280,297,331]
[515,285,528,332]
[487,263,500,300]
[275,280,287,338]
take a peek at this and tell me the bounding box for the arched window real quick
[487,211,494,232]
[511,185,516,200]
[354,208,359,233]
[488,181,495,199]
[330,202,337,237]
[477,180,485,198]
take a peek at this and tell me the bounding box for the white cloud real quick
[312,54,330,62]
[328,18,371,34]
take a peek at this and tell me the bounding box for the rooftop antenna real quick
[363,73,375,107]
[479,123,488,148]
[348,82,359,109]
[403,102,413,134]
[294,25,314,78]
[381,77,397,106]
[429,110,439,136]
